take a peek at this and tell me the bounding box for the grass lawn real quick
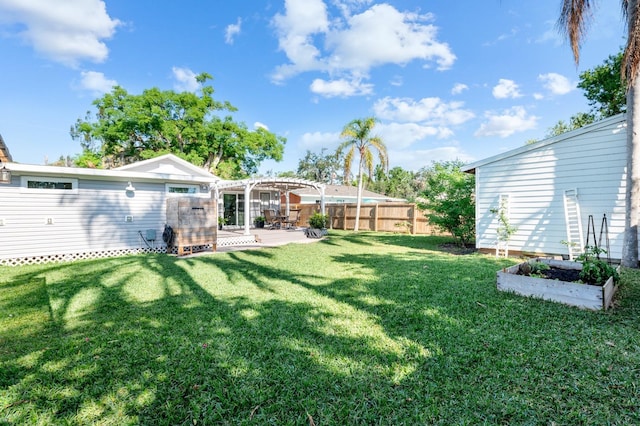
[2,231,640,425]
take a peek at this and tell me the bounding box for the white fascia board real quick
[5,162,219,184]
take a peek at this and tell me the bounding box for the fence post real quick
[411,204,417,235]
[373,204,379,231]
[343,205,348,230]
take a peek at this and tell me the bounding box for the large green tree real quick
[337,117,388,232]
[578,50,626,118]
[71,73,285,179]
[369,165,426,202]
[296,148,343,183]
[558,0,640,267]
[417,160,475,246]
[545,111,596,137]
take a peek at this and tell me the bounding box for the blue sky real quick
[0,0,624,174]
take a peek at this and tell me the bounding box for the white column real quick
[285,191,291,216]
[244,184,251,235]
[320,186,326,214]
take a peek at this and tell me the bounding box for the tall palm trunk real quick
[623,74,640,267]
[622,0,640,267]
[354,157,365,232]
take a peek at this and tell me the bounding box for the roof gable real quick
[114,154,216,179]
[462,113,626,173]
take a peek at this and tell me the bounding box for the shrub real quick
[309,213,329,229]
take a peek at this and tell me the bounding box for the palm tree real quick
[337,117,388,232]
[558,0,640,267]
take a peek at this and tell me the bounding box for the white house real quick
[0,152,325,266]
[462,113,628,260]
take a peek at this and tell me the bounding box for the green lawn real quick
[2,231,640,425]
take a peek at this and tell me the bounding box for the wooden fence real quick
[288,202,444,235]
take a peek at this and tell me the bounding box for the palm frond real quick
[557,0,594,64]
[343,147,354,184]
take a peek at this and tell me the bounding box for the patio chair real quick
[263,209,281,229]
[283,209,301,229]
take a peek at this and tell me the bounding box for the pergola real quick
[211,177,326,236]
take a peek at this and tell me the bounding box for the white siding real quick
[474,115,627,259]
[0,178,178,260]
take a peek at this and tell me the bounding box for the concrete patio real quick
[215,226,321,253]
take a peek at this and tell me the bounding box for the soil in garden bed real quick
[517,266,584,284]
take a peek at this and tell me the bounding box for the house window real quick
[21,176,78,194]
[166,184,199,196]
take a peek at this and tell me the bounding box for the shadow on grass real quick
[2,233,640,424]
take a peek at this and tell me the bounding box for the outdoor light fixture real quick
[0,160,10,184]
[125,181,135,192]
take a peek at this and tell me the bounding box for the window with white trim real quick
[21,176,78,194]
[166,183,199,196]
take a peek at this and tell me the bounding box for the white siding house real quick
[0,155,217,265]
[462,114,628,260]
[0,152,326,265]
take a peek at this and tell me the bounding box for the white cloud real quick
[172,67,199,92]
[492,79,522,99]
[533,93,544,100]
[326,4,455,71]
[225,18,242,44]
[377,122,452,149]
[331,0,373,18]
[310,77,373,97]
[79,71,117,94]
[254,122,269,130]
[299,131,340,149]
[373,96,475,126]
[271,0,330,82]
[389,146,474,171]
[271,1,455,91]
[0,0,120,66]
[538,72,575,95]
[475,106,539,138]
[451,83,468,95]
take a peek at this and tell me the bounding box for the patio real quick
[215,226,319,252]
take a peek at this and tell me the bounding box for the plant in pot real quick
[305,212,329,238]
[218,216,228,230]
[254,216,266,228]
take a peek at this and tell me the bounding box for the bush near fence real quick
[288,203,444,235]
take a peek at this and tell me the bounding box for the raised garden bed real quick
[497,258,618,310]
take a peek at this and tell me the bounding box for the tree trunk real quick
[622,0,640,268]
[354,159,365,232]
[622,77,640,267]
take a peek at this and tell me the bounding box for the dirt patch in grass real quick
[438,243,477,255]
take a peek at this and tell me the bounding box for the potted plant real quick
[305,212,329,238]
[218,216,228,230]
[254,216,266,228]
